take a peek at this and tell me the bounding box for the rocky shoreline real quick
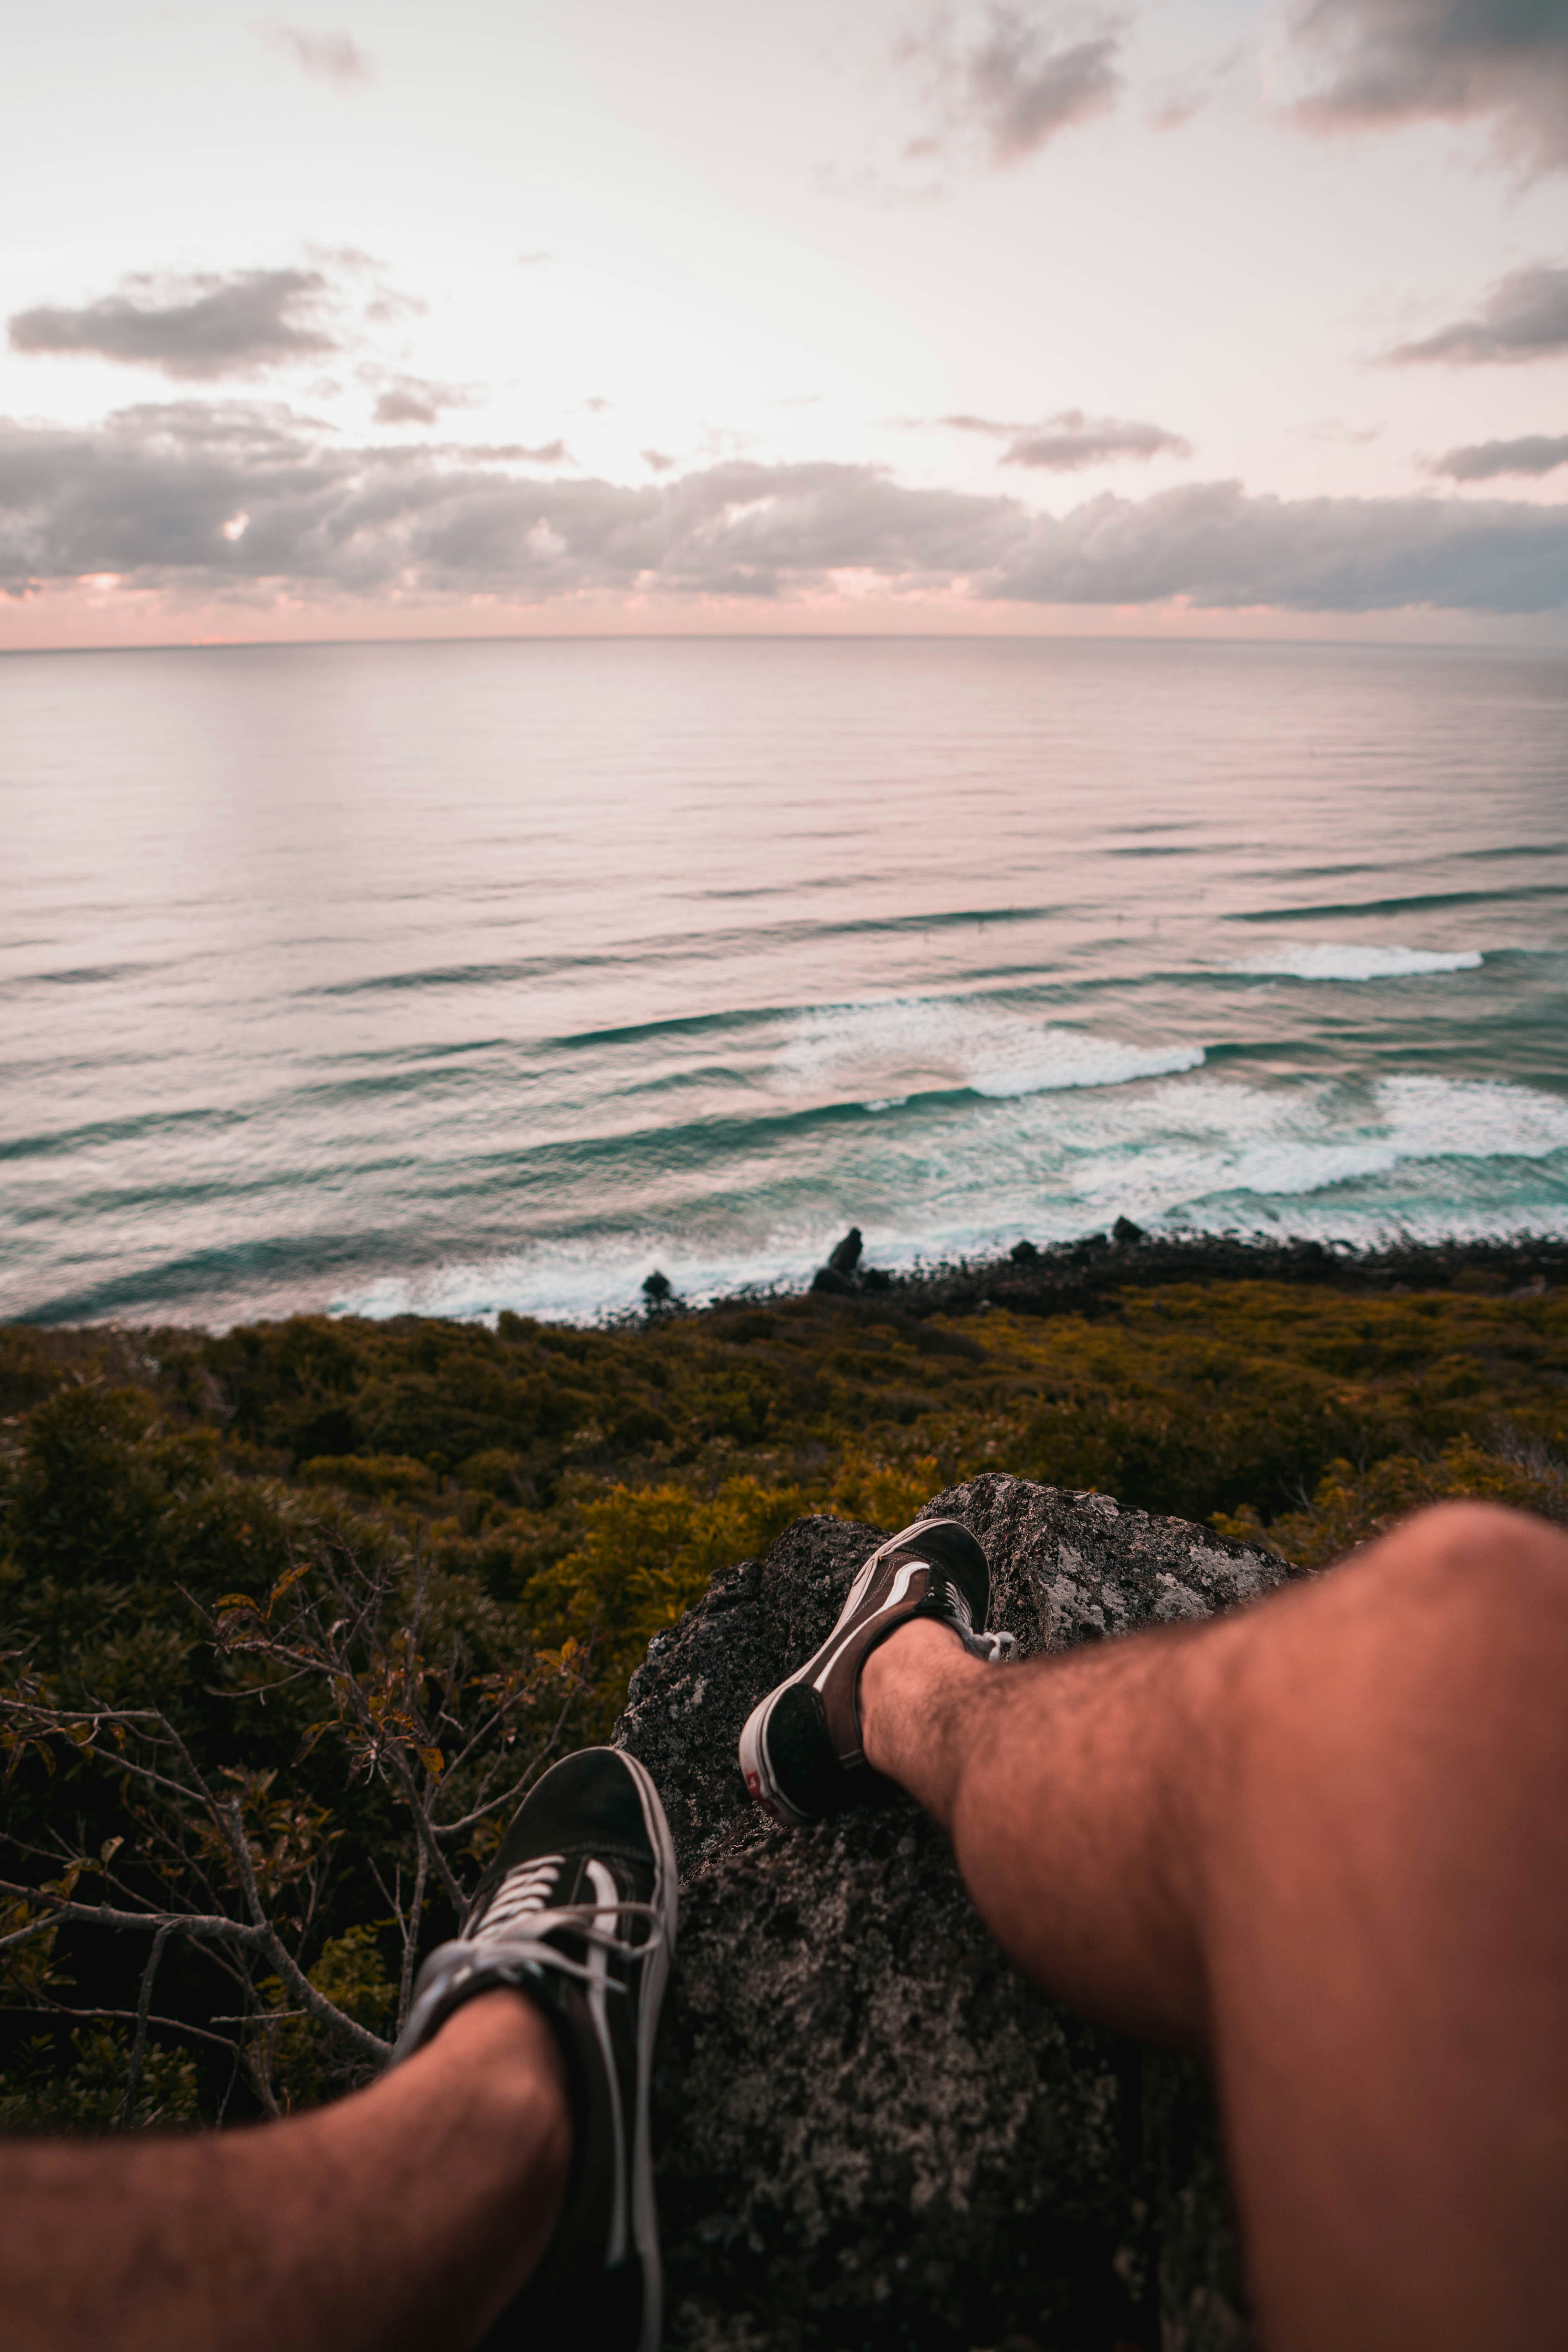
[638,1226,1565,1339]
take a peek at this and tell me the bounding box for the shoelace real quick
[430,1897,667,1997]
[480,1855,565,1934]
[943,1580,976,1634]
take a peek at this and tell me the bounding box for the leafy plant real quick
[3,1272,1564,2125]
[2,1520,590,2119]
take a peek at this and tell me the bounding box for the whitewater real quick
[2,634,1565,1328]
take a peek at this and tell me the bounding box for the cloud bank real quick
[1432,433,1568,479]
[1290,0,1568,173]
[896,3,1123,171]
[942,407,1192,466]
[1388,261,1568,363]
[4,402,1568,615]
[8,270,338,380]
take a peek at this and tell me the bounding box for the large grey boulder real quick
[615,1471,1296,2352]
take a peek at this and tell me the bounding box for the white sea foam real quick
[333,1233,836,1330]
[1032,1073,1568,1235]
[1231,943,1483,982]
[1377,1073,1568,1162]
[769,995,1204,1107]
[328,1073,1568,1329]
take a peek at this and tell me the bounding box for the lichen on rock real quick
[616,1471,1296,2351]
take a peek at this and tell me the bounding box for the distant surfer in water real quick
[4,1497,1568,2352]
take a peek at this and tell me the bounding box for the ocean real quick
[3,634,1565,1330]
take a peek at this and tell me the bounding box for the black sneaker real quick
[738,1515,1014,1828]
[392,1747,677,2352]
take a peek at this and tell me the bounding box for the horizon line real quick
[0,624,1549,659]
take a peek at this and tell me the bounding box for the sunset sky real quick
[3,0,1568,645]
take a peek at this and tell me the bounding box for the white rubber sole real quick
[618,1749,677,2352]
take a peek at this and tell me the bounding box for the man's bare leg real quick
[859,1502,1568,2352]
[0,1990,570,2352]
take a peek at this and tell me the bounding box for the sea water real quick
[3,635,1565,1329]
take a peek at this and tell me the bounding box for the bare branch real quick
[0,1911,64,1957]
[0,1883,263,1946]
[0,2004,242,2056]
[120,1920,175,2123]
[2,1527,594,2105]
[397,1837,428,2034]
[385,1748,466,1912]
[221,1798,389,2066]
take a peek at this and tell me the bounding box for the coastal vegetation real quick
[3,1257,1565,2129]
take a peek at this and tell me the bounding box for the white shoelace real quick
[453,1895,667,1994]
[394,1872,666,2067]
[480,1855,566,1934]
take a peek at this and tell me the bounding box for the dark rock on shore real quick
[617,1472,1296,2351]
[828,1228,864,1279]
[811,1227,892,1300]
[808,1265,856,1296]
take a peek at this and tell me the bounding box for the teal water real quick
[3,635,1565,1329]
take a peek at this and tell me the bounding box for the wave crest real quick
[1231,943,1483,982]
[770,996,1203,1107]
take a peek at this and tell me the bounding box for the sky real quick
[3,0,1568,646]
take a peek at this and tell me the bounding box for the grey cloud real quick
[1290,0,1568,172]
[373,378,473,427]
[897,4,1123,172]
[990,477,1568,609]
[1388,262,1568,363]
[431,442,572,464]
[1431,432,1568,478]
[4,402,1568,613]
[265,27,377,91]
[641,449,677,472]
[1004,420,1190,468]
[940,412,1021,433]
[8,269,337,379]
[940,408,1192,466]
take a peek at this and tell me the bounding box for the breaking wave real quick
[1230,944,1484,982]
[768,997,1204,1108]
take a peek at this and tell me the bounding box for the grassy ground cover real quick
[3,1270,1565,2126]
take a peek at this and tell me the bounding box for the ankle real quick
[860,1616,985,1816]
[416,1989,573,2150]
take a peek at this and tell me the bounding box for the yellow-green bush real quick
[1217,1436,1568,1571]
[531,1475,814,1723]
[4,1275,1564,2124]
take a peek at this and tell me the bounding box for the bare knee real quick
[1225,1499,1568,1818]
[1375,1495,1568,1573]
[1353,1499,1568,1662]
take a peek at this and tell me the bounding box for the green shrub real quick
[4,1275,1564,2125]
[1218,1436,1568,1570]
[0,2028,201,2133]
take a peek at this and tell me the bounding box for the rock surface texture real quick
[615,1471,1298,2352]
